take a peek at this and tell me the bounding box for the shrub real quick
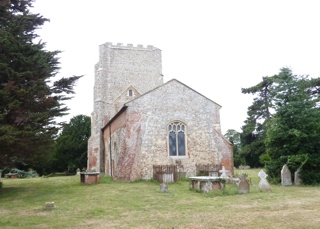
[9,168,39,178]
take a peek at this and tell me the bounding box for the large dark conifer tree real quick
[241,68,320,184]
[0,0,81,168]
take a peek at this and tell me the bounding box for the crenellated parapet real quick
[100,42,159,51]
[88,42,163,173]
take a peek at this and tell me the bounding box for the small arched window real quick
[128,89,133,96]
[168,121,186,156]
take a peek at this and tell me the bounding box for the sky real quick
[31,0,320,134]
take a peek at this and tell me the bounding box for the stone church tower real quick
[88,42,163,172]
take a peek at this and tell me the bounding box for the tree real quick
[51,115,90,172]
[242,68,320,184]
[240,72,278,167]
[224,129,242,167]
[265,70,320,184]
[0,0,81,168]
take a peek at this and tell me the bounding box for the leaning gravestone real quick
[258,170,271,191]
[281,164,292,186]
[238,173,250,194]
[160,183,168,193]
[294,168,302,185]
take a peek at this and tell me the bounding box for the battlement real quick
[100,42,159,51]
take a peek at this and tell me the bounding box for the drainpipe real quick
[109,124,113,177]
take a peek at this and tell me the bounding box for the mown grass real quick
[1,169,320,228]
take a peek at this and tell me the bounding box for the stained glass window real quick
[168,121,186,156]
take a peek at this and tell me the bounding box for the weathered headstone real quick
[209,171,219,177]
[201,181,213,193]
[160,183,168,193]
[258,170,271,191]
[239,165,251,169]
[281,164,292,186]
[238,173,250,194]
[294,168,302,185]
[45,202,55,208]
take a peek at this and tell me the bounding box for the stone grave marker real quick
[294,168,302,185]
[45,202,55,208]
[237,173,250,194]
[258,170,271,191]
[160,183,168,193]
[281,164,292,186]
[219,166,229,178]
[201,181,213,193]
[239,165,251,169]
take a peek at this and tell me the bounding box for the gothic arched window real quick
[168,121,186,156]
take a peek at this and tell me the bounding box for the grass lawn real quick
[1,168,320,228]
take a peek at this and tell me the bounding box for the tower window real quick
[168,121,186,156]
[128,89,133,96]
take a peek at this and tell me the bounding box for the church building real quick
[87,42,233,181]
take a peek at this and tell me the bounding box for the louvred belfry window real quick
[168,121,186,156]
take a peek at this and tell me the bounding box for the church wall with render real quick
[88,43,163,172]
[102,80,234,180]
[88,42,233,179]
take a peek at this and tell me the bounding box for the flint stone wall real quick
[103,80,233,180]
[88,43,163,172]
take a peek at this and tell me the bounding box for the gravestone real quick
[160,183,168,193]
[281,164,292,186]
[219,166,229,178]
[201,181,213,193]
[237,173,250,194]
[294,168,302,185]
[258,170,271,191]
[209,171,219,177]
[239,165,251,169]
[45,202,55,208]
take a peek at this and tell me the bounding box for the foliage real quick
[9,168,39,178]
[0,0,81,168]
[300,155,320,185]
[241,68,320,184]
[51,115,90,172]
[265,70,320,184]
[224,129,243,167]
[258,152,271,165]
[240,73,278,167]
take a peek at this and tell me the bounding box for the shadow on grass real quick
[0,186,27,197]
